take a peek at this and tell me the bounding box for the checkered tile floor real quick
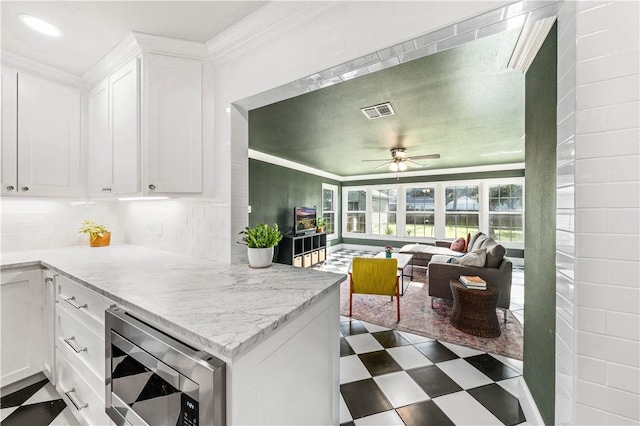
[2,249,527,426]
[339,318,527,425]
[0,378,79,426]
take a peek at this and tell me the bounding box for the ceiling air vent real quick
[361,102,395,120]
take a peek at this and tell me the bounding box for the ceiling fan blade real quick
[361,159,390,162]
[374,161,393,169]
[409,153,441,160]
[407,159,427,168]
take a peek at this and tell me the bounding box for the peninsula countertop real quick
[0,244,345,359]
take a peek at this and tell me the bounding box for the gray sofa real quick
[426,231,512,322]
[399,240,466,267]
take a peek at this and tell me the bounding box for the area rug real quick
[339,267,523,360]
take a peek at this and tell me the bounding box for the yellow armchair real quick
[349,257,400,322]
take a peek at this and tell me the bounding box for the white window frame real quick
[341,177,525,249]
[321,183,338,240]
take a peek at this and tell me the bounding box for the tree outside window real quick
[489,183,524,242]
[445,185,479,238]
[346,190,366,233]
[405,187,435,237]
[371,189,397,236]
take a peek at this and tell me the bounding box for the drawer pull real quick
[64,336,87,353]
[64,388,88,411]
[64,296,87,310]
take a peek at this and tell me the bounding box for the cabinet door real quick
[1,66,18,195]
[88,80,110,196]
[109,57,140,195]
[143,54,203,194]
[0,269,45,385]
[43,270,57,384]
[17,72,81,196]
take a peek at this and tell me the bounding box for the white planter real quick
[247,247,274,268]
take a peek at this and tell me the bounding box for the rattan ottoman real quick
[449,280,501,338]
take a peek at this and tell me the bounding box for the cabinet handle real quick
[21,186,29,192]
[106,187,111,192]
[64,388,88,411]
[64,296,87,310]
[148,184,156,190]
[102,187,112,192]
[64,336,87,353]
[44,277,54,283]
[6,185,14,191]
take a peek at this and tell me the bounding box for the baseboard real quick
[1,372,47,396]
[517,376,545,425]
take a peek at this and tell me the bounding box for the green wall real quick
[248,159,342,244]
[523,24,557,425]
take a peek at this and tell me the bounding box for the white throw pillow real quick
[458,248,487,267]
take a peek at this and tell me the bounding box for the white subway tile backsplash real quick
[605,412,640,426]
[577,355,608,384]
[577,331,640,367]
[606,311,640,341]
[576,379,640,421]
[608,209,640,234]
[575,402,607,426]
[576,128,640,159]
[576,306,607,334]
[606,100,640,131]
[608,260,640,288]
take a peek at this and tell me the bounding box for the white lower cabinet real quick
[0,269,45,385]
[56,348,110,426]
[54,274,113,426]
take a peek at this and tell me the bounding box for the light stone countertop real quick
[1,244,345,359]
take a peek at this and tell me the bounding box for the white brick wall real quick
[560,0,640,424]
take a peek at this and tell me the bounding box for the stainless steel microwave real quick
[105,307,226,426]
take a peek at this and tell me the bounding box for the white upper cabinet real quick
[1,66,18,195]
[1,69,80,197]
[88,57,140,197]
[143,53,203,195]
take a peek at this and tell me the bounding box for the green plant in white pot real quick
[239,223,283,268]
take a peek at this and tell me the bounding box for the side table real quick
[449,280,501,338]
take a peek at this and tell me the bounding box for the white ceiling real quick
[1,1,267,76]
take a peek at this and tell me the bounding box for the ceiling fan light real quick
[389,162,399,172]
[398,162,407,171]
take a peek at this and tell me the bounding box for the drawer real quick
[56,275,112,334]
[319,248,326,262]
[56,349,111,426]
[303,253,312,268]
[293,256,303,268]
[311,250,319,265]
[56,304,104,382]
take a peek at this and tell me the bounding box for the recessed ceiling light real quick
[18,14,63,38]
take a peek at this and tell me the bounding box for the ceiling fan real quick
[362,148,441,172]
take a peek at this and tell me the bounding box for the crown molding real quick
[250,148,525,182]
[207,2,336,65]
[133,32,209,60]
[249,149,343,182]
[1,50,83,87]
[82,33,140,89]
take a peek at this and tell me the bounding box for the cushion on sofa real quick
[471,234,489,252]
[450,237,466,252]
[457,248,487,267]
[484,243,506,268]
[467,231,483,252]
[464,233,471,252]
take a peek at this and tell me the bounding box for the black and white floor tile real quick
[339,317,528,425]
[2,249,526,426]
[0,378,79,426]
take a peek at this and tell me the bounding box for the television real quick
[294,206,317,235]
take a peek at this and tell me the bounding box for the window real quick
[346,190,366,233]
[488,183,523,242]
[322,184,338,237]
[371,189,397,236]
[405,187,435,238]
[445,185,479,238]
